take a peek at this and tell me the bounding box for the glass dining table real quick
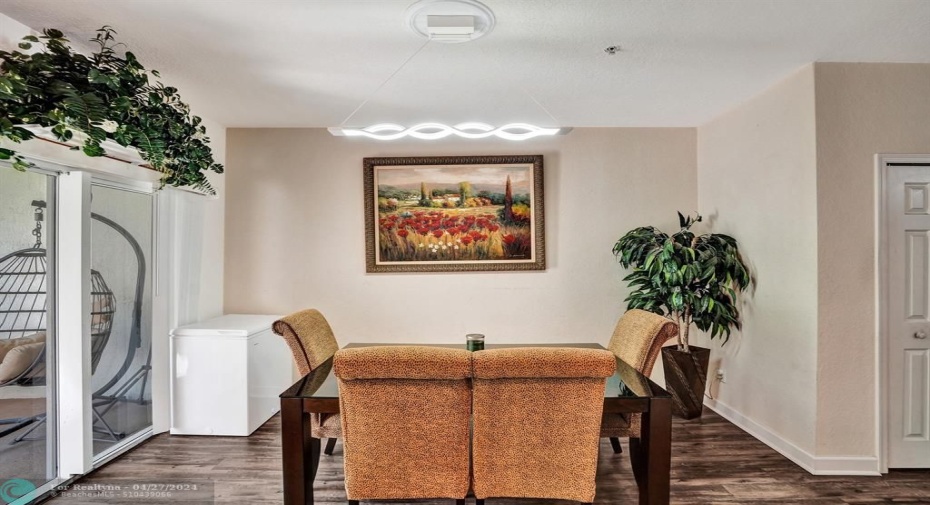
[279,343,672,505]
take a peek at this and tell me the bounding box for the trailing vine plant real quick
[0,26,223,194]
[612,212,753,352]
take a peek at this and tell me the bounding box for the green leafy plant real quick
[612,212,753,352]
[0,27,223,194]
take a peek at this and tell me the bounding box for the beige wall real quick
[224,128,695,355]
[195,117,226,322]
[814,63,930,455]
[697,65,820,453]
[697,62,930,464]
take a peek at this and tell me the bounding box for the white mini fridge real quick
[170,314,290,436]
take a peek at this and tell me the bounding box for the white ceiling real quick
[2,0,929,128]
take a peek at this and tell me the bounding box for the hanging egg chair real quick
[0,200,144,442]
[0,251,116,386]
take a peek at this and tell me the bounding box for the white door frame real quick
[57,170,94,476]
[875,153,930,473]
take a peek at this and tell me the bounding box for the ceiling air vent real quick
[405,0,495,44]
[426,15,475,42]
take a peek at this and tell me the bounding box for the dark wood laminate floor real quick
[43,408,930,504]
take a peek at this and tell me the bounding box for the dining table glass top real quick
[280,343,670,401]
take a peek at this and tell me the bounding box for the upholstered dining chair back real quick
[607,309,678,378]
[471,347,617,504]
[272,308,339,375]
[601,309,678,448]
[334,346,472,503]
[272,308,342,441]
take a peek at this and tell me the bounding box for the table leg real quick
[638,396,671,505]
[282,398,320,505]
[629,437,645,488]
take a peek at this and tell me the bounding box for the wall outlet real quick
[716,369,726,383]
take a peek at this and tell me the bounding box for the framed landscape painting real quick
[364,155,545,273]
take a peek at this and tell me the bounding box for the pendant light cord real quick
[339,39,432,127]
[336,36,562,130]
[527,93,560,125]
[482,45,561,126]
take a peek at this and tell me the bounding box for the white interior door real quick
[886,160,930,468]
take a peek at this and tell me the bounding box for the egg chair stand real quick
[0,202,149,444]
[84,211,149,443]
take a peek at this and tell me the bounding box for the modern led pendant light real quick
[328,0,571,141]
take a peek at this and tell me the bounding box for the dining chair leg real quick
[324,437,337,455]
[348,501,359,505]
[456,500,465,505]
[609,436,623,454]
[475,500,485,505]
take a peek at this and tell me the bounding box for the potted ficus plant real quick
[0,26,223,194]
[613,212,752,419]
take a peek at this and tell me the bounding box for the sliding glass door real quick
[89,184,153,459]
[0,166,56,500]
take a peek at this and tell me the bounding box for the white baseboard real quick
[704,398,881,476]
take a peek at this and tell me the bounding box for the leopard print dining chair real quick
[334,346,472,505]
[272,308,341,456]
[602,309,679,453]
[471,347,617,505]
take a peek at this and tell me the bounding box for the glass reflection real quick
[89,185,153,457]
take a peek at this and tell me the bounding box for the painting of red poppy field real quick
[364,155,545,272]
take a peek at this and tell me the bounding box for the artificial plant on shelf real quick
[0,26,223,194]
[612,212,753,418]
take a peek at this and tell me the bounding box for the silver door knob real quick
[916,331,928,339]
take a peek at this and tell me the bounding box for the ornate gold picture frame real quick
[364,155,545,272]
